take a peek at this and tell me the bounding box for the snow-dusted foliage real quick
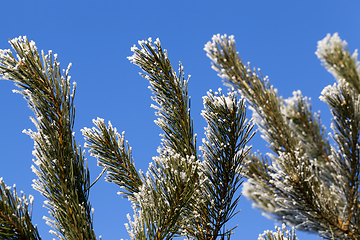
[0,37,96,239]
[81,37,255,239]
[316,33,360,93]
[205,33,360,239]
[3,32,356,239]
[0,179,39,238]
[258,224,297,240]
[0,34,256,239]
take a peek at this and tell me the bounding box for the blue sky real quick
[0,1,359,239]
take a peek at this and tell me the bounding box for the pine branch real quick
[316,33,360,94]
[258,224,298,240]
[130,149,201,239]
[128,37,197,158]
[205,34,300,156]
[317,34,360,239]
[126,38,202,239]
[190,89,254,239]
[0,178,41,240]
[82,118,142,202]
[205,34,360,239]
[283,91,331,164]
[0,36,96,239]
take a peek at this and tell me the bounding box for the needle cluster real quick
[205,33,360,239]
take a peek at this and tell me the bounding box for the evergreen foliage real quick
[0,180,40,239]
[0,32,357,240]
[204,33,360,239]
[258,224,297,240]
[0,37,96,239]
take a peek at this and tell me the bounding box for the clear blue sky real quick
[0,1,359,239]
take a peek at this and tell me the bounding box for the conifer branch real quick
[0,178,41,240]
[283,92,331,164]
[0,36,96,239]
[316,33,360,94]
[127,37,202,239]
[258,224,297,240]
[190,90,254,239]
[205,33,360,239]
[128,37,197,158]
[131,149,201,239]
[319,61,360,238]
[125,37,256,239]
[82,118,142,202]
